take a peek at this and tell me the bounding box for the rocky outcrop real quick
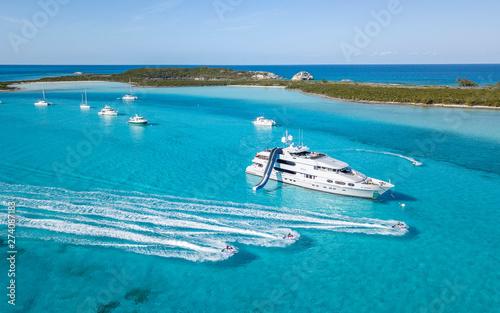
[291,71,314,81]
[251,71,283,80]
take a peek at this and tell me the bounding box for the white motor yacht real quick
[127,114,148,125]
[252,116,276,126]
[98,105,118,116]
[246,131,394,199]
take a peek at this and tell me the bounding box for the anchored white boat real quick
[252,116,276,126]
[34,84,52,106]
[80,90,90,109]
[98,105,118,116]
[246,131,394,199]
[122,80,138,100]
[128,114,148,125]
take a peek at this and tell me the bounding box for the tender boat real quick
[127,114,148,125]
[34,84,52,106]
[98,105,118,116]
[246,131,394,199]
[122,80,138,100]
[252,116,276,126]
[80,90,90,109]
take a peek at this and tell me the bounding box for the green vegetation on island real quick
[456,77,478,87]
[287,81,500,107]
[5,67,500,107]
[0,82,16,91]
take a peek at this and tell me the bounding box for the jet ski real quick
[283,234,298,241]
[392,222,409,229]
[221,246,238,254]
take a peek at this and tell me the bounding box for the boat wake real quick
[355,149,423,166]
[0,182,407,262]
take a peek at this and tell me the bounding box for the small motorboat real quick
[128,114,148,125]
[283,233,298,241]
[221,246,238,254]
[98,105,118,116]
[392,222,409,229]
[252,116,276,126]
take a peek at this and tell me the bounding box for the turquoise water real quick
[2,64,500,85]
[0,82,499,312]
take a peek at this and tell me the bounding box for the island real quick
[3,66,500,108]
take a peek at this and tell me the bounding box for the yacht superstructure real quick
[246,132,394,199]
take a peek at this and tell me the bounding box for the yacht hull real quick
[246,166,391,199]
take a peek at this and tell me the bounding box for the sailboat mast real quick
[42,84,45,100]
[85,90,87,104]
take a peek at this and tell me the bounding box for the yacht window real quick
[341,167,354,175]
[314,166,334,172]
[335,181,346,185]
[327,180,333,183]
[348,183,355,187]
[277,159,296,166]
[274,167,296,175]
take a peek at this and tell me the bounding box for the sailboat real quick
[80,90,90,109]
[122,80,138,100]
[34,83,52,106]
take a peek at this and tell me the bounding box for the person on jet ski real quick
[287,233,294,239]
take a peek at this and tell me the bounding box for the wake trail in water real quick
[0,182,407,262]
[355,149,423,166]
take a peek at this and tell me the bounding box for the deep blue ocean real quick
[1,64,500,85]
[0,66,499,313]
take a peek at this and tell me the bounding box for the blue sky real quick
[0,0,498,64]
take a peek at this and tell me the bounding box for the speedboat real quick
[221,246,238,254]
[392,222,409,229]
[252,116,276,126]
[128,114,148,125]
[98,105,118,116]
[246,131,394,199]
[34,84,52,106]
